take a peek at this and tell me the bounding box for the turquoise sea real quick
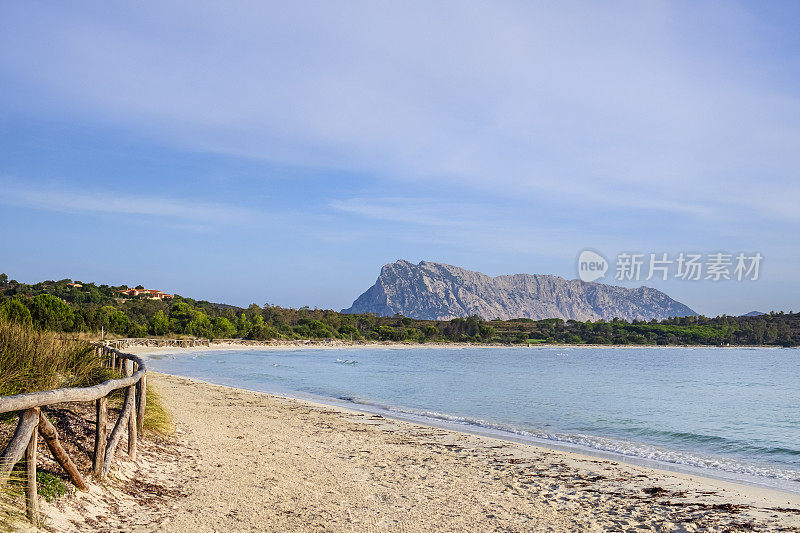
[147,346,800,493]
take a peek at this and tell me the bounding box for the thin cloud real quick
[2,2,799,223]
[330,198,470,227]
[0,180,256,227]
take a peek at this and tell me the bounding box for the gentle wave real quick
[338,396,800,483]
[626,426,800,457]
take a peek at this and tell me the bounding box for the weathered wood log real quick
[25,419,39,525]
[0,408,40,483]
[0,351,146,414]
[102,386,134,478]
[136,373,146,434]
[128,386,137,461]
[38,411,87,491]
[92,396,108,478]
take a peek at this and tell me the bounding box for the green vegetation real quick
[0,319,113,397]
[1,471,67,532]
[1,274,798,347]
[33,472,68,502]
[5,470,68,503]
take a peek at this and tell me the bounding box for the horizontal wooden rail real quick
[0,349,146,414]
[0,343,147,525]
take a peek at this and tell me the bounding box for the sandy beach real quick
[33,368,800,532]
[112,340,795,358]
[111,339,497,356]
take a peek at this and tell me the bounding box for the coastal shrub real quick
[292,324,312,337]
[2,470,68,528]
[186,314,213,338]
[338,324,360,338]
[149,310,170,335]
[295,318,334,338]
[128,322,148,338]
[107,310,131,334]
[235,312,251,337]
[212,317,236,338]
[0,297,32,325]
[169,302,196,332]
[28,294,74,331]
[35,472,68,502]
[250,322,278,340]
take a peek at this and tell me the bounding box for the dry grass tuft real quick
[144,385,174,436]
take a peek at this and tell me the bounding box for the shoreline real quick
[139,373,800,530]
[31,370,800,531]
[128,344,800,497]
[154,369,800,499]
[120,339,796,357]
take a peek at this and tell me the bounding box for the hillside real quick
[1,273,796,346]
[343,260,697,322]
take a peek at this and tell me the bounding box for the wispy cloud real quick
[330,197,469,227]
[0,179,256,228]
[2,2,800,224]
[328,196,598,259]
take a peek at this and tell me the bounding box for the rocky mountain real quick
[342,260,697,322]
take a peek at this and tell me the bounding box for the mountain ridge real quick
[343,260,697,321]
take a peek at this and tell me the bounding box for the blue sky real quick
[1,1,798,316]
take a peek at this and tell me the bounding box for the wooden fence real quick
[107,337,211,350]
[0,344,146,526]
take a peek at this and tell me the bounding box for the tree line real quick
[0,274,797,346]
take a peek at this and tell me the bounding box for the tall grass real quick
[0,318,113,397]
[143,385,174,436]
[0,471,24,533]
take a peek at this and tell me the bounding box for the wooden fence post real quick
[128,386,137,461]
[103,386,134,478]
[25,408,40,526]
[0,408,40,483]
[38,411,88,491]
[136,373,146,434]
[93,396,107,478]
